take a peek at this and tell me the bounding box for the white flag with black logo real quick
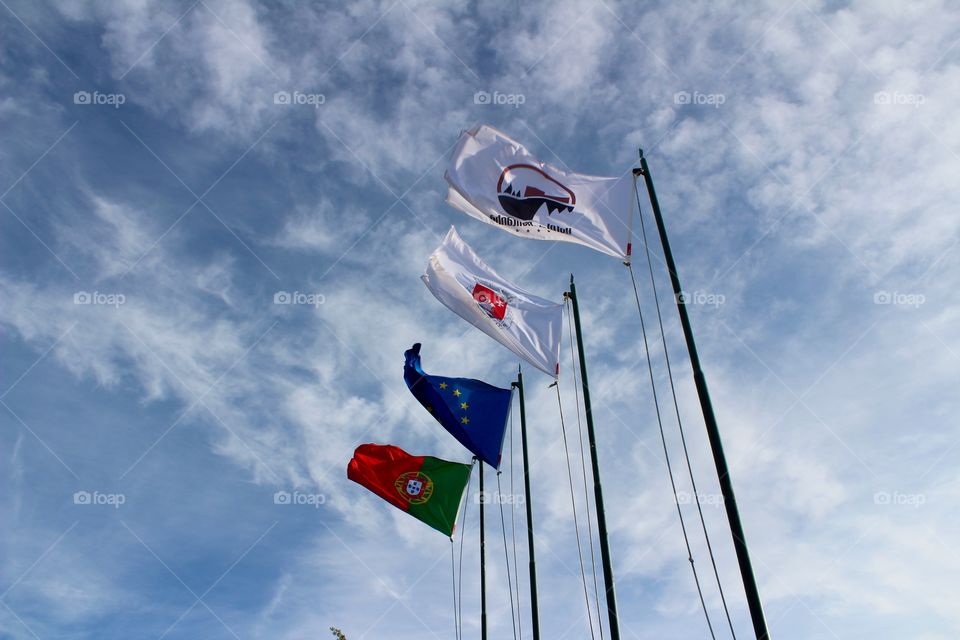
[422,227,563,377]
[445,124,634,259]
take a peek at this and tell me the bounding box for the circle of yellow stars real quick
[438,382,471,424]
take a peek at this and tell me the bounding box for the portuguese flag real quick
[347,443,472,537]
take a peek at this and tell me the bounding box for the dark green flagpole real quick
[511,368,541,640]
[479,461,487,640]
[565,276,621,640]
[635,151,771,640]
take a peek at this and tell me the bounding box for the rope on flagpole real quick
[457,460,476,640]
[509,394,523,640]
[565,298,605,640]
[633,178,739,639]
[553,380,598,640]
[497,471,519,640]
[626,256,718,640]
[451,539,460,640]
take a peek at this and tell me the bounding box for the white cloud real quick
[58,0,284,136]
[270,199,368,253]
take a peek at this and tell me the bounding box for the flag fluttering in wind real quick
[422,226,563,377]
[404,343,513,468]
[347,443,471,536]
[445,124,634,259]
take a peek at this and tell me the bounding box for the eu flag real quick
[404,343,513,468]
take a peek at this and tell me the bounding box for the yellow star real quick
[438,382,448,389]
[453,389,462,397]
[460,402,469,410]
[461,416,470,424]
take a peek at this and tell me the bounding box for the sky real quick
[1,1,959,639]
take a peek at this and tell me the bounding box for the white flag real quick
[445,125,634,259]
[422,227,563,377]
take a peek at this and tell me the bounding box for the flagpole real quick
[565,275,621,640]
[479,460,488,640]
[635,151,771,640]
[512,367,541,640]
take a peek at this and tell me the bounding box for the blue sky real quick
[2,1,959,638]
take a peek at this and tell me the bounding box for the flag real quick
[347,443,471,537]
[404,343,512,468]
[445,124,634,259]
[422,226,563,377]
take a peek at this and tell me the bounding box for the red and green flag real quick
[347,443,472,537]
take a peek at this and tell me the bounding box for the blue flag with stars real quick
[404,343,513,468]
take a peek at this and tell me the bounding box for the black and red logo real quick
[496,164,576,221]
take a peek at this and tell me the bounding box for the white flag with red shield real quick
[445,125,634,259]
[422,227,563,377]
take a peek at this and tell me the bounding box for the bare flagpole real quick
[512,368,541,640]
[565,275,621,640]
[635,152,770,640]
[479,460,487,640]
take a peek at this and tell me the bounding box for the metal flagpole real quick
[635,151,771,640]
[512,368,541,640]
[479,461,488,640]
[565,275,621,640]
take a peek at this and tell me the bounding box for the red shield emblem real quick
[472,283,507,320]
